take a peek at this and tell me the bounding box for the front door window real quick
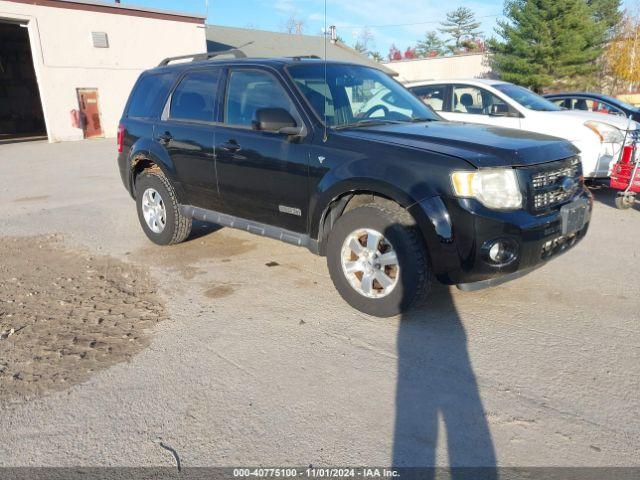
[451,85,512,116]
[224,70,300,127]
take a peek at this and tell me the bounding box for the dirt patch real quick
[13,195,50,203]
[293,278,319,289]
[203,284,236,299]
[0,236,166,402]
[137,230,256,279]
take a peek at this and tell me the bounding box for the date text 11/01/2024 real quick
[233,468,400,478]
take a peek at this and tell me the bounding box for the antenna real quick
[323,0,328,142]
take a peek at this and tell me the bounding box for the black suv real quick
[117,52,592,317]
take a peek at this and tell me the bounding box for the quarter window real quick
[128,73,175,119]
[225,70,298,127]
[170,69,219,123]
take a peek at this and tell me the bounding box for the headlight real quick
[451,168,523,210]
[584,121,624,143]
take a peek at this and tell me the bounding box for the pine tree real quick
[587,0,623,37]
[415,31,446,57]
[439,7,481,53]
[371,52,385,62]
[488,0,606,92]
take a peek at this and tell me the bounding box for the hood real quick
[340,121,578,168]
[550,109,639,130]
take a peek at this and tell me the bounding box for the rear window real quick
[127,72,175,119]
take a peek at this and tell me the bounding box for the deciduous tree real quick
[354,27,375,57]
[388,44,402,61]
[604,12,640,91]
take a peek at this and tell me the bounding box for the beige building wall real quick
[384,53,493,83]
[0,1,206,141]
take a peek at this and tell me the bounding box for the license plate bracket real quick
[560,198,589,236]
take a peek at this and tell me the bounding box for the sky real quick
[130,0,637,56]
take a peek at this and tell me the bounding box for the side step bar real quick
[180,205,319,254]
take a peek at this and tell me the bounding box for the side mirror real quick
[253,108,301,135]
[489,104,510,117]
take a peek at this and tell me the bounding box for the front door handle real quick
[220,140,241,153]
[158,132,173,145]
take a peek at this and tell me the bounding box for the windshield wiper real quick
[333,119,404,130]
[410,117,437,123]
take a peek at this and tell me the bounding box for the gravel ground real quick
[0,235,165,401]
[0,138,638,467]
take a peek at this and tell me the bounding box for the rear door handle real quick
[220,140,241,153]
[158,132,173,145]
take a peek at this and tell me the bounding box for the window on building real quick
[91,32,109,48]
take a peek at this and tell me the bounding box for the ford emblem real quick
[561,176,576,193]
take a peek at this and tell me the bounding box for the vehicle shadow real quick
[187,220,223,241]
[589,186,639,211]
[387,220,497,477]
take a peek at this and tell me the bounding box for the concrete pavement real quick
[0,138,638,467]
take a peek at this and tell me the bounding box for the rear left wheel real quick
[135,170,192,245]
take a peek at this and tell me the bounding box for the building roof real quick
[205,25,396,76]
[383,52,488,65]
[404,78,507,87]
[6,0,206,23]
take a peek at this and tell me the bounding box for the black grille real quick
[528,157,582,213]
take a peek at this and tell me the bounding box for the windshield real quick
[494,84,563,112]
[288,63,440,128]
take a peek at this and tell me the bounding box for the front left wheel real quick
[326,202,432,317]
[135,170,192,245]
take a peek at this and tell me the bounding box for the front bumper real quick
[457,265,542,291]
[411,189,592,288]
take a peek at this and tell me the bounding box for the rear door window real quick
[127,73,175,119]
[170,69,220,123]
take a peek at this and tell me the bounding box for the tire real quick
[615,194,635,210]
[326,203,431,317]
[135,170,192,245]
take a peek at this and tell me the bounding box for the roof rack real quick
[158,49,247,67]
[288,55,321,60]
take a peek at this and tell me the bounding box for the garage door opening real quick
[0,21,47,144]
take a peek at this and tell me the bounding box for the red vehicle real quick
[610,140,640,209]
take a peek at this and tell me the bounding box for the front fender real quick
[407,196,460,279]
[308,158,439,239]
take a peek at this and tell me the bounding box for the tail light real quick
[117,124,126,153]
[621,144,635,165]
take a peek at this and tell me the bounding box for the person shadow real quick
[387,224,498,479]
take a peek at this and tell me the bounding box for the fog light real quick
[483,239,518,265]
